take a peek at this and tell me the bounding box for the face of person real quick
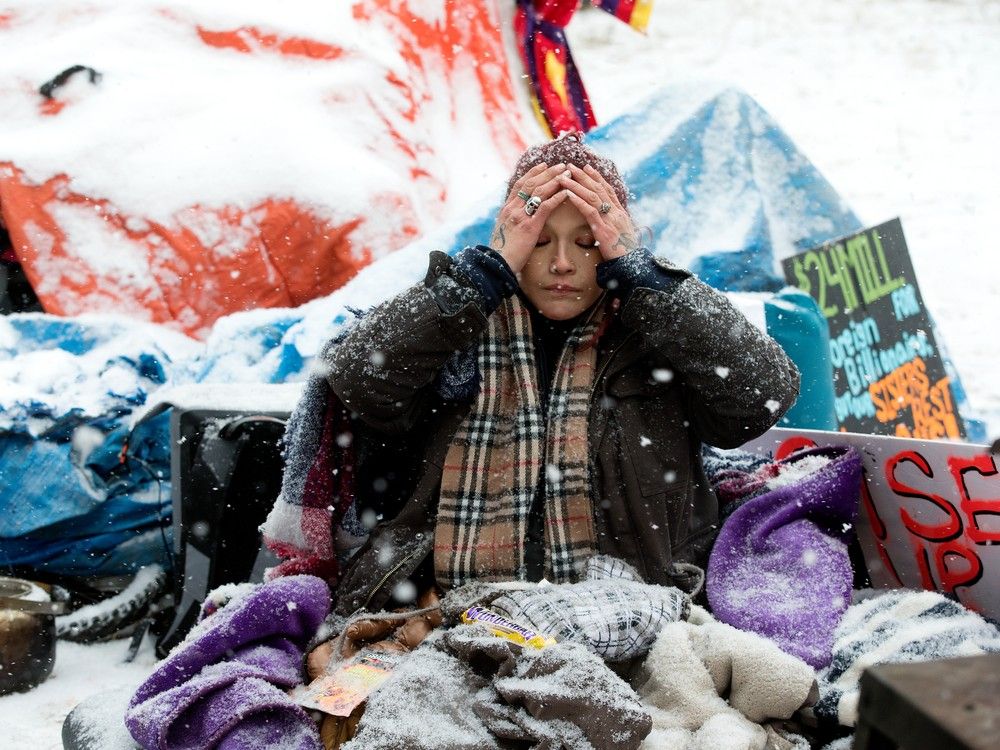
[518,201,603,320]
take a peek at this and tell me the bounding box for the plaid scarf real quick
[434,294,611,588]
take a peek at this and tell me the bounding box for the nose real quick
[549,243,574,274]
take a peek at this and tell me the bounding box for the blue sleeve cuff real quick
[596,248,682,303]
[453,245,518,316]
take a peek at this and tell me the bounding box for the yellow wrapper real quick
[460,606,556,649]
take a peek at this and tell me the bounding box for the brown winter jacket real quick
[324,250,800,616]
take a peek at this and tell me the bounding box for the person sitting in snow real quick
[311,132,800,633]
[116,133,808,750]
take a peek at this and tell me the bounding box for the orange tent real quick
[0,1,526,338]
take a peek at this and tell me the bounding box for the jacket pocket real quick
[615,395,691,498]
[670,521,719,572]
[605,367,661,399]
[602,365,691,493]
[623,487,689,582]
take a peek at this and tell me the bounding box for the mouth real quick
[543,284,580,294]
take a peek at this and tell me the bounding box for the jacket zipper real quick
[589,330,638,450]
[361,544,424,611]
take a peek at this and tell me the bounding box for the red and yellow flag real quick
[514,0,654,136]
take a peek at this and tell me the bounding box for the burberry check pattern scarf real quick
[434,294,609,588]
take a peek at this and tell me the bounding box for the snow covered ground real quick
[0,640,156,748]
[1,1,998,747]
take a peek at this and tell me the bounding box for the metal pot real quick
[0,577,63,695]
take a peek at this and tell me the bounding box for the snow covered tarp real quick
[0,1,525,338]
[0,315,197,576]
[0,82,978,577]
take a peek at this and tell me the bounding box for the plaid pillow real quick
[489,555,690,662]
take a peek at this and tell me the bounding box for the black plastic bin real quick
[153,405,290,657]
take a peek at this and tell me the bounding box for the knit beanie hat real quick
[505,132,629,208]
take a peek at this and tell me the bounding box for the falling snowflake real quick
[546,464,562,482]
[377,544,395,567]
[639,435,652,447]
[361,508,379,530]
[652,368,673,383]
[765,399,781,413]
[369,350,386,367]
[391,579,417,603]
[715,366,730,378]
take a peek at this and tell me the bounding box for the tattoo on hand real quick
[492,223,507,249]
[613,233,638,252]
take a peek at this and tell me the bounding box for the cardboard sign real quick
[740,428,1000,621]
[781,219,965,439]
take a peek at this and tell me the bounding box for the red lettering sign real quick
[948,454,1000,544]
[886,451,962,541]
[740,427,999,620]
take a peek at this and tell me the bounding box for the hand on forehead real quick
[507,134,628,208]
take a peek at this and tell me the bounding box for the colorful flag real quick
[593,0,654,32]
[515,0,595,136]
[514,0,654,136]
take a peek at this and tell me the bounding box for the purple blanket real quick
[126,575,329,750]
[706,446,862,668]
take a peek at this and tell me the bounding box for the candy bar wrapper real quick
[460,606,557,649]
[291,650,403,717]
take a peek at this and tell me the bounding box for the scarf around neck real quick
[434,293,612,588]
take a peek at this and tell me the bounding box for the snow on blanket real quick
[813,589,1000,726]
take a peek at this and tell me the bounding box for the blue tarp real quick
[0,86,982,578]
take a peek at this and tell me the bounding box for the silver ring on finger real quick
[524,196,542,216]
[517,190,531,202]
[599,201,611,215]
